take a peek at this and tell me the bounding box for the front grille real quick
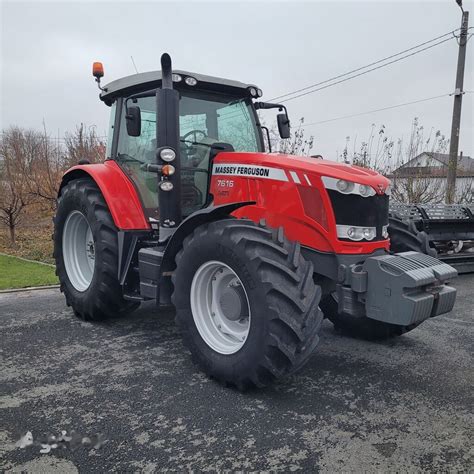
[327,190,389,240]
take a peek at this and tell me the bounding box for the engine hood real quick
[213,152,390,191]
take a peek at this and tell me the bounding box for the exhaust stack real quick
[156,53,182,242]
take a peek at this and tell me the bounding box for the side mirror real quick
[126,106,141,137]
[277,113,290,139]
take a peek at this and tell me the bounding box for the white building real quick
[389,152,473,203]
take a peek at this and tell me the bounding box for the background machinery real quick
[389,202,474,274]
[54,54,458,389]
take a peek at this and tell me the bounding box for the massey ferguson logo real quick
[214,165,270,177]
[213,164,289,182]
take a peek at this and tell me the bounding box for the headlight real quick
[337,225,377,241]
[159,148,176,162]
[359,184,375,197]
[336,179,354,193]
[362,227,376,240]
[321,176,375,198]
[172,74,182,82]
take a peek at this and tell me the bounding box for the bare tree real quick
[26,124,65,210]
[0,128,37,244]
[341,118,449,172]
[264,117,315,156]
[339,118,462,203]
[64,123,106,167]
[390,172,446,204]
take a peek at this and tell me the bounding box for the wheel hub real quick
[218,281,248,321]
[190,261,251,354]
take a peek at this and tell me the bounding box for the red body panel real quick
[63,153,390,254]
[210,152,390,255]
[63,161,150,230]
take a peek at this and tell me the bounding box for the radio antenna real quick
[131,56,139,74]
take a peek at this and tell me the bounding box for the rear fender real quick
[59,161,150,230]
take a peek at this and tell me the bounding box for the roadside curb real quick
[0,252,55,267]
[0,285,60,294]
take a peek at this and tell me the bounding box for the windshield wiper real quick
[180,139,213,149]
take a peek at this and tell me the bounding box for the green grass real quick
[0,254,58,290]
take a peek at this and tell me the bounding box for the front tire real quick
[320,294,420,340]
[54,178,139,321]
[172,219,323,390]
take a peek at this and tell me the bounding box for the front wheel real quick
[172,219,323,390]
[320,294,420,340]
[54,178,139,321]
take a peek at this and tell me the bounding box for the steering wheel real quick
[181,130,209,166]
[182,129,207,145]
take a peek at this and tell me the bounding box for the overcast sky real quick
[1,0,473,162]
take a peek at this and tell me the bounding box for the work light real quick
[185,76,197,86]
[160,148,176,162]
[159,181,174,191]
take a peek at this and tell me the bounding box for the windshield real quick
[116,91,262,162]
[179,91,262,152]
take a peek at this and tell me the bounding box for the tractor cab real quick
[98,68,281,221]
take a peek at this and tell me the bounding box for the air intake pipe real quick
[156,53,182,242]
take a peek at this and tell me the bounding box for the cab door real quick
[115,94,211,221]
[115,95,160,221]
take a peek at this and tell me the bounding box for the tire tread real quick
[172,218,323,390]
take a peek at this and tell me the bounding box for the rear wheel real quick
[388,215,436,256]
[172,219,323,390]
[54,178,139,321]
[320,294,420,340]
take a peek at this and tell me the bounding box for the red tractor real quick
[54,54,457,389]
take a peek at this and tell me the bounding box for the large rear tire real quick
[388,215,436,256]
[54,178,139,321]
[172,219,323,390]
[320,294,420,340]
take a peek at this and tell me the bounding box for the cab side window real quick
[117,96,157,165]
[117,96,159,218]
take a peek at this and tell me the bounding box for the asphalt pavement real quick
[1,275,473,472]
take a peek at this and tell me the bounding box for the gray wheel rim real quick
[190,260,251,355]
[62,211,95,292]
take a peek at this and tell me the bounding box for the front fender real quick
[161,201,255,273]
[60,161,150,230]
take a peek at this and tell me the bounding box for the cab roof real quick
[100,69,260,105]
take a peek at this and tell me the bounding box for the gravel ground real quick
[0,275,473,472]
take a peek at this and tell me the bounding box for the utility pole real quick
[446,3,469,204]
